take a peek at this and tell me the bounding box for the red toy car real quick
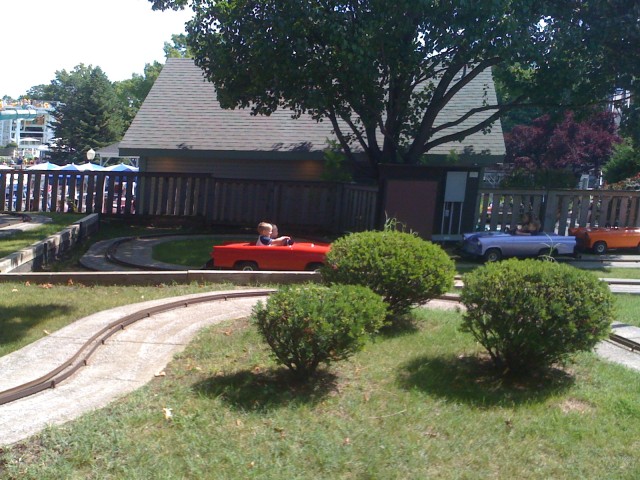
[569,226,640,254]
[210,241,331,271]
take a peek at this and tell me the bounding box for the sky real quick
[1,0,193,99]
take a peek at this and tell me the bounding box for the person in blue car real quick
[515,214,541,235]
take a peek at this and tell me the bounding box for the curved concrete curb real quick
[0,288,271,447]
[0,214,99,273]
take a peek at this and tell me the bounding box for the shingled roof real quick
[120,58,505,162]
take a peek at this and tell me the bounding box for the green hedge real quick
[252,284,387,380]
[321,230,455,319]
[460,259,615,375]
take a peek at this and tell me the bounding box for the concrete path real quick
[0,213,52,238]
[80,235,225,271]
[0,289,269,447]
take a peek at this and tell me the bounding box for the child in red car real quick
[256,222,292,246]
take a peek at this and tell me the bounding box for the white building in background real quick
[0,100,57,160]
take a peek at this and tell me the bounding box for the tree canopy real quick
[504,110,620,187]
[46,65,126,164]
[149,0,639,174]
[603,139,640,185]
[163,33,194,58]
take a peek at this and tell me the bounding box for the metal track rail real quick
[609,333,640,352]
[0,290,274,406]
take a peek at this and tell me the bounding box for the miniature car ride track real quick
[1,289,639,407]
[0,290,274,406]
[608,333,640,352]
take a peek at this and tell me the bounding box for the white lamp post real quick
[86,148,96,162]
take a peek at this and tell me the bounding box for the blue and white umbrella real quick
[26,161,60,170]
[59,163,82,171]
[77,163,105,171]
[104,163,138,172]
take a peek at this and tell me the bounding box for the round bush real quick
[460,259,615,375]
[321,230,455,317]
[252,284,387,380]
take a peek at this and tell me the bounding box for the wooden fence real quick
[476,188,640,234]
[1,170,378,233]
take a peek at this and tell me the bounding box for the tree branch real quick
[423,109,504,154]
[327,111,358,164]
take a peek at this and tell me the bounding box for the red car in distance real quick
[209,241,331,271]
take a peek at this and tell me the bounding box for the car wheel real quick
[483,248,502,263]
[203,259,214,270]
[306,262,324,272]
[593,241,607,255]
[234,261,259,271]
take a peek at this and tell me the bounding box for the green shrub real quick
[252,284,387,380]
[321,230,455,318]
[603,139,640,185]
[460,259,615,375]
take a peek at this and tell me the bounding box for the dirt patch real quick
[559,398,594,414]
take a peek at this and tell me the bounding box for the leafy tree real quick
[620,85,640,149]
[149,0,638,175]
[24,85,52,101]
[603,139,640,185]
[163,33,193,58]
[504,111,620,187]
[48,65,125,164]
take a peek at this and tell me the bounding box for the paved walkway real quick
[0,290,269,446]
[80,234,229,271]
[0,213,52,238]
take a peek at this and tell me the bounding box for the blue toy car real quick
[460,231,577,262]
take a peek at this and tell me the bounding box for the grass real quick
[0,281,235,358]
[456,260,640,280]
[0,213,84,259]
[611,294,640,327]
[571,266,640,279]
[2,305,640,479]
[2,221,640,477]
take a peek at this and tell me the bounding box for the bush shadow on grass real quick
[398,354,575,407]
[378,314,420,338]
[193,367,338,411]
[0,304,73,345]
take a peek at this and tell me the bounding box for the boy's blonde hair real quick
[257,222,272,235]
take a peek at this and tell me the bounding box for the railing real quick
[476,188,640,234]
[1,170,378,233]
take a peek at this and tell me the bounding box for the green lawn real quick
[1,304,639,479]
[456,260,640,280]
[49,217,219,271]
[0,282,235,357]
